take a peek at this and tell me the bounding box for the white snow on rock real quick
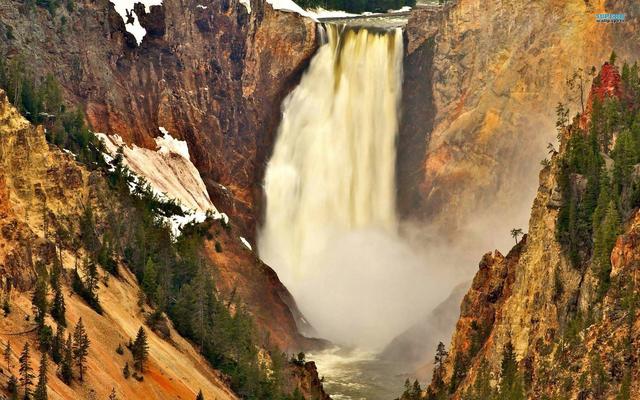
[110,0,163,44]
[239,0,251,13]
[240,236,252,250]
[95,129,232,237]
[266,0,316,20]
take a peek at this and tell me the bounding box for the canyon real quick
[1,0,640,399]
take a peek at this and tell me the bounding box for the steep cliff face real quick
[0,90,237,400]
[0,0,319,351]
[0,0,317,239]
[425,62,640,399]
[400,0,640,243]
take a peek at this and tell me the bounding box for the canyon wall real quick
[400,0,640,247]
[0,0,320,356]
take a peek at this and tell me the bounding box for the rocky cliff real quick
[0,0,319,352]
[0,0,317,240]
[0,89,238,400]
[400,0,640,247]
[424,61,640,399]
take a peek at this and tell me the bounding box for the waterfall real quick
[260,25,430,348]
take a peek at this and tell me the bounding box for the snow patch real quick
[110,0,163,44]
[196,4,207,9]
[158,127,191,160]
[239,0,251,13]
[266,0,316,20]
[240,237,252,250]
[95,130,233,237]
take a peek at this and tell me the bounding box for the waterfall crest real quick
[260,25,421,348]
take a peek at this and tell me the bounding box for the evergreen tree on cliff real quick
[72,318,90,381]
[499,341,524,400]
[61,334,73,384]
[132,327,149,373]
[33,353,48,400]
[18,342,34,398]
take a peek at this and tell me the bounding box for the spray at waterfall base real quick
[259,24,449,350]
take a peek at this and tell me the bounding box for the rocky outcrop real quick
[400,0,640,242]
[425,62,640,399]
[0,0,317,240]
[0,90,237,400]
[0,0,319,353]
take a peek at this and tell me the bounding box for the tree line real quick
[0,55,303,399]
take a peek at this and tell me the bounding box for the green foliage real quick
[426,342,448,400]
[123,362,130,379]
[33,353,48,400]
[0,56,297,399]
[0,58,107,168]
[132,327,149,373]
[51,324,65,364]
[18,342,34,398]
[399,379,422,400]
[50,276,66,327]
[498,341,525,400]
[556,60,640,305]
[294,0,416,13]
[72,318,90,381]
[464,359,494,400]
[7,374,18,400]
[32,276,49,327]
[60,334,73,384]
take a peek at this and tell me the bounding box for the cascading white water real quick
[260,24,437,348]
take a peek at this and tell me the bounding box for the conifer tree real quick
[122,362,130,379]
[51,324,65,364]
[18,342,34,398]
[60,334,73,384]
[50,277,66,327]
[499,341,524,400]
[428,342,448,399]
[7,374,18,400]
[468,359,493,400]
[132,327,149,373]
[72,318,90,381]
[4,341,12,370]
[142,258,158,303]
[33,353,48,400]
[109,388,118,400]
[195,390,204,400]
[32,276,49,327]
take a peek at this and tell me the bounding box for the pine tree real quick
[122,362,130,379]
[72,318,90,381]
[51,324,65,364]
[50,277,66,327]
[32,276,49,327]
[195,390,204,400]
[33,353,48,400]
[4,341,12,370]
[132,327,149,373]
[109,388,118,400]
[18,342,34,398]
[499,341,525,400]
[7,374,18,400]
[428,342,448,399]
[469,359,493,400]
[60,334,73,384]
[142,258,158,303]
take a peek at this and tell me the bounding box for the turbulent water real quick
[260,24,402,278]
[260,23,442,348]
[259,21,450,400]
